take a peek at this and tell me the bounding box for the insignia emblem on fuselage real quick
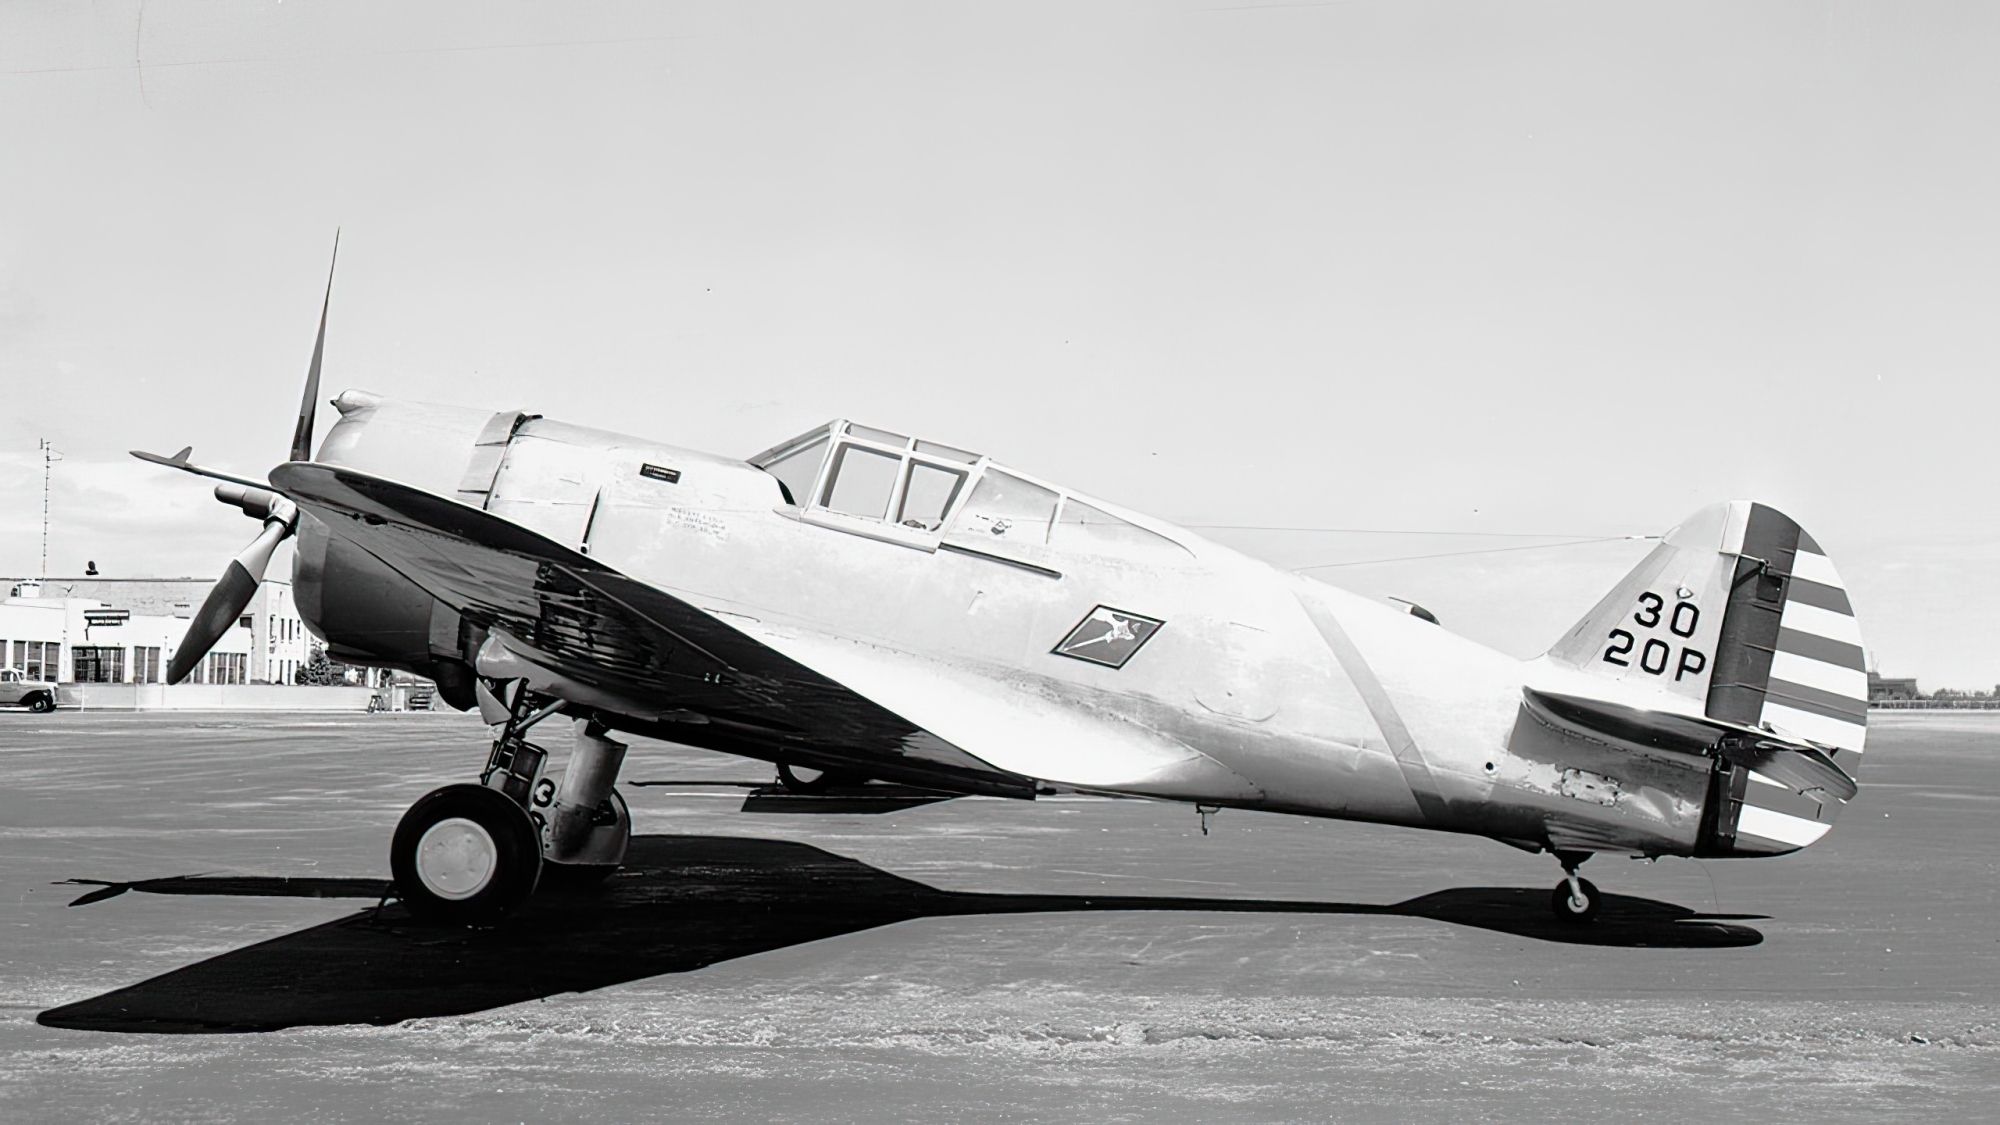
[1053,606,1163,669]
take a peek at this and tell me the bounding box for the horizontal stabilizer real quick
[1716,741,1856,803]
[1523,688,1856,802]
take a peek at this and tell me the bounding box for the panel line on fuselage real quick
[1294,594,1448,825]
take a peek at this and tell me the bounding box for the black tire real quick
[1550,877,1602,924]
[776,761,864,794]
[391,784,542,924]
[25,693,54,713]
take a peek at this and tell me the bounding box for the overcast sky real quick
[2,1,1995,687]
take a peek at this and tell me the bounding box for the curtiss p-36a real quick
[138,255,1870,926]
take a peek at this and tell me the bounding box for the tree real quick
[296,645,344,686]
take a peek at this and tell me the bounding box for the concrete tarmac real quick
[2,710,1996,1121]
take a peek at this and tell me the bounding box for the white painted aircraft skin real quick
[1786,547,1845,588]
[302,393,1850,861]
[1779,600,1865,647]
[1767,649,1870,701]
[1736,803,1835,849]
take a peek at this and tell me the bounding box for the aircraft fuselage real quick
[303,391,1720,861]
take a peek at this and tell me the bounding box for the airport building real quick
[1867,672,1922,702]
[0,576,304,684]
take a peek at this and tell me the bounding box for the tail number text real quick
[1603,592,1707,680]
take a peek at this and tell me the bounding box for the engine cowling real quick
[292,514,482,709]
[287,390,536,709]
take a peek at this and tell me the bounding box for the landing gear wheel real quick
[1550,877,1602,924]
[777,761,864,793]
[391,783,542,924]
[27,694,54,713]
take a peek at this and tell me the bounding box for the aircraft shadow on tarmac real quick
[39,834,1764,1034]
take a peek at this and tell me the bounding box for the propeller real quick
[166,488,298,684]
[291,229,338,462]
[159,235,338,684]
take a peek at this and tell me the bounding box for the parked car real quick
[0,668,59,712]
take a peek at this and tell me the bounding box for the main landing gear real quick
[1549,850,1601,924]
[389,686,632,924]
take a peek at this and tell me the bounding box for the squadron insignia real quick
[1053,606,1164,669]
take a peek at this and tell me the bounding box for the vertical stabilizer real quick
[1544,502,1866,855]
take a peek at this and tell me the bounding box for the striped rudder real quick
[1704,506,1864,854]
[1705,508,1866,763]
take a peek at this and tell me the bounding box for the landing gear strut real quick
[1549,850,1601,924]
[534,720,632,884]
[389,685,630,923]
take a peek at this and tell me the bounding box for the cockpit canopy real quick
[750,420,981,532]
[749,420,1190,558]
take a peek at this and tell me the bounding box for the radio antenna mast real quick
[38,438,61,582]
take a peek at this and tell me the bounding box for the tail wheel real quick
[391,783,542,924]
[1550,877,1602,924]
[776,761,865,794]
[26,694,54,713]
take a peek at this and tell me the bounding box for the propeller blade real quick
[129,449,268,490]
[166,518,294,685]
[290,230,340,463]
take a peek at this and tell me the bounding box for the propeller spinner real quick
[141,235,338,684]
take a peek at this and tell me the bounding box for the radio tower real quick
[38,438,61,582]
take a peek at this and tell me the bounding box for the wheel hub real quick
[414,816,498,900]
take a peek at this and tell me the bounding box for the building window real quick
[134,646,163,684]
[19,641,59,680]
[202,652,247,685]
[73,646,126,684]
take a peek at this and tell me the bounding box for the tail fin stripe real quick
[1779,601,1863,646]
[1786,549,1844,588]
[1785,577,1853,616]
[1736,804,1833,849]
[1769,650,1869,698]
[1761,702,1865,753]
[1764,677,1871,724]
[1741,778,1834,821]
[1775,627,1864,671]
[1704,503,1800,726]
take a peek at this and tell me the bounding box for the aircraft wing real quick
[714,618,1262,800]
[269,463,1249,800]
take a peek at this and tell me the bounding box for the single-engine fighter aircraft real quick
[137,254,1868,926]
